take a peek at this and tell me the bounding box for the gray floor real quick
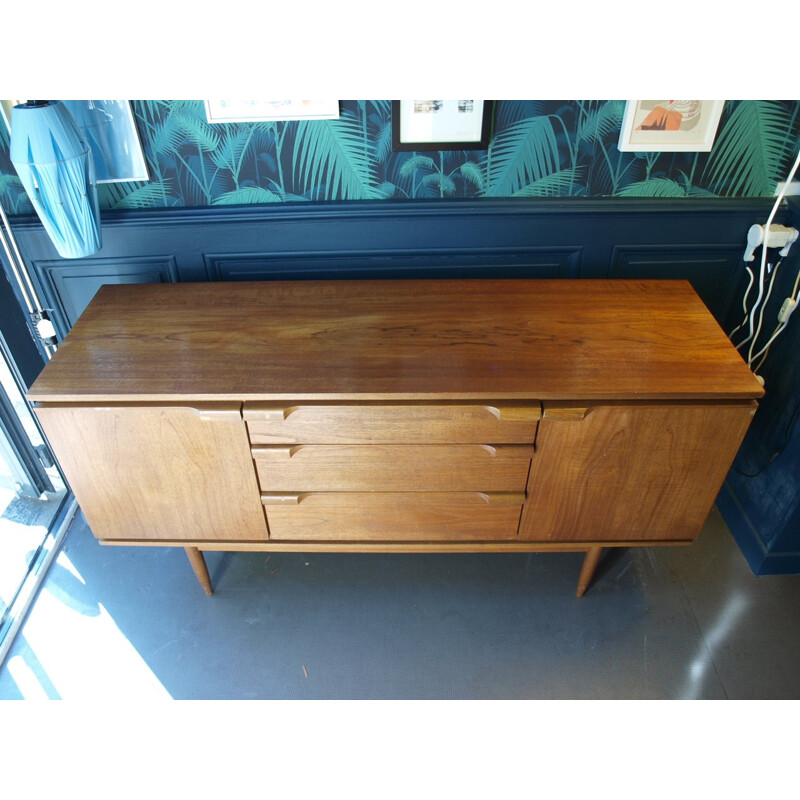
[1,506,799,699]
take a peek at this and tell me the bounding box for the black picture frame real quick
[392,100,493,151]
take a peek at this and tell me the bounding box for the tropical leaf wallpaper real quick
[1,99,799,215]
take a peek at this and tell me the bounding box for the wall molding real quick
[5,195,781,231]
[35,256,179,328]
[717,481,800,575]
[3,195,781,339]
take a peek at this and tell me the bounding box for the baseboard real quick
[717,481,800,576]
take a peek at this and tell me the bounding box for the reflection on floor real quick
[0,485,67,621]
[0,506,798,699]
[0,346,68,620]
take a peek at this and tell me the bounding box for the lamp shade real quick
[10,101,102,259]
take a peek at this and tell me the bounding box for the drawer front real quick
[244,402,541,444]
[252,444,533,492]
[263,492,524,541]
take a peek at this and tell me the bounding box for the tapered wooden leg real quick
[576,546,603,597]
[185,547,213,595]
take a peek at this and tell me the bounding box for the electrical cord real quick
[730,146,800,477]
[729,264,755,342]
[733,146,800,368]
[747,258,782,363]
[751,325,780,373]
[749,263,800,366]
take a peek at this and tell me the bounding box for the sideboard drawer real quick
[262,492,524,541]
[244,402,541,444]
[252,443,533,492]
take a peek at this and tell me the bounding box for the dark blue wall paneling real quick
[6,197,777,333]
[716,197,800,574]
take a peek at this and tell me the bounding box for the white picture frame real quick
[392,100,492,151]
[204,100,340,124]
[618,100,726,152]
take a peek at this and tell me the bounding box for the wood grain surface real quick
[244,402,541,444]
[34,403,268,542]
[519,401,757,542]
[27,279,764,402]
[251,443,534,492]
[262,491,525,541]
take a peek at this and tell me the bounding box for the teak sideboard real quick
[27,279,764,597]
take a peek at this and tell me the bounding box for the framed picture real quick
[205,100,340,123]
[618,100,725,152]
[392,100,493,151]
[62,101,149,182]
[1,100,149,183]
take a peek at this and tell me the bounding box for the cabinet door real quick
[34,403,268,542]
[519,402,757,543]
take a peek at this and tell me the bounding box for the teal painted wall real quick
[2,100,799,214]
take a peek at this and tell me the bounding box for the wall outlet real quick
[775,181,800,196]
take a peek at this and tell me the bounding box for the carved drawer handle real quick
[542,406,589,420]
[475,492,526,505]
[491,405,542,422]
[244,406,298,421]
[251,445,304,458]
[261,493,306,505]
[185,404,242,422]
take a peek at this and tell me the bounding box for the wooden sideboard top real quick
[28,279,764,402]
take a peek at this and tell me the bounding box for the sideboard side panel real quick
[34,404,268,542]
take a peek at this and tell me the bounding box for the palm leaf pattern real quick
[292,110,385,200]
[513,167,586,197]
[617,177,688,197]
[213,187,283,205]
[459,162,484,191]
[111,180,176,208]
[482,115,561,196]
[422,172,457,196]
[704,101,795,196]
[1,100,799,215]
[399,155,436,178]
[577,101,624,147]
[375,120,394,164]
[149,115,186,170]
[210,129,253,174]
[494,101,544,131]
[172,111,221,153]
[0,172,32,214]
